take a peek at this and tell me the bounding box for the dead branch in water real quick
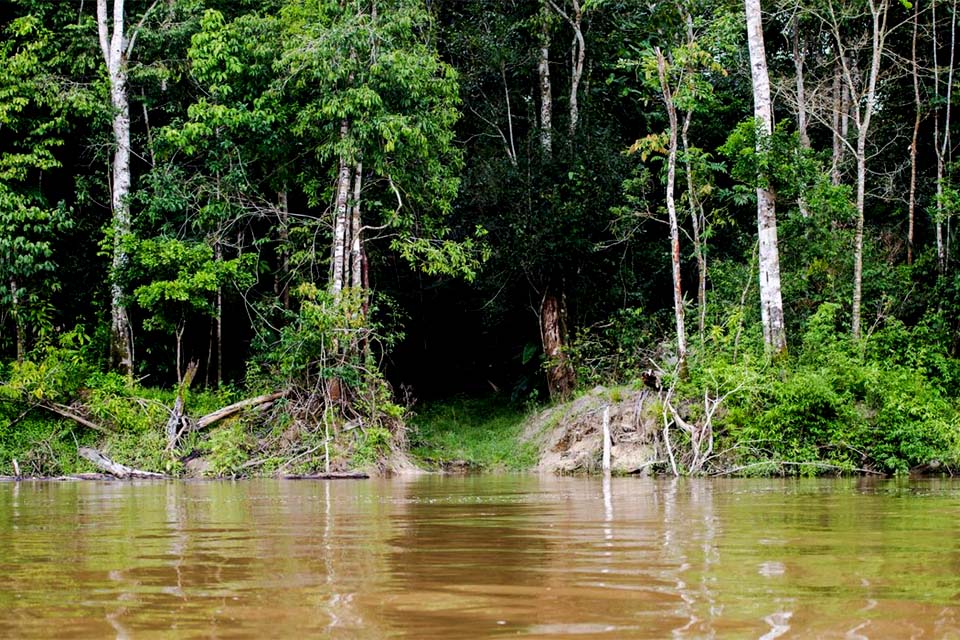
[78,447,166,479]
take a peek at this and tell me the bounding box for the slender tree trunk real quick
[945,0,956,267]
[547,0,585,138]
[278,190,290,309]
[791,21,810,217]
[538,0,552,156]
[656,47,687,368]
[10,278,23,362]
[332,121,352,299]
[682,112,707,348]
[849,0,887,339]
[568,0,584,137]
[792,22,809,149]
[932,0,956,273]
[98,0,134,376]
[537,6,574,399]
[908,1,921,265]
[350,162,363,291]
[502,62,517,166]
[831,68,842,184]
[745,0,787,355]
[215,241,222,387]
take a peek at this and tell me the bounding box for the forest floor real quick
[407,387,663,475]
[407,397,538,471]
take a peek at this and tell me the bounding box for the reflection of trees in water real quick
[656,479,722,637]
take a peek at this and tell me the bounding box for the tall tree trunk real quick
[656,47,687,368]
[932,0,956,273]
[908,1,921,265]
[945,0,956,267]
[278,190,290,309]
[502,62,518,166]
[831,64,850,186]
[791,21,810,149]
[215,241,222,388]
[791,20,810,217]
[332,121,352,299]
[745,0,787,355]
[848,0,887,338]
[98,0,134,376]
[538,0,552,156]
[350,162,363,292]
[10,278,23,362]
[568,0,585,137]
[682,111,707,348]
[537,7,574,399]
[547,0,585,138]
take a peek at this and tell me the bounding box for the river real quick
[1,476,959,638]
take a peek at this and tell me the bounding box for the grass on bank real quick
[408,397,538,471]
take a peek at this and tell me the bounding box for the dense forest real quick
[1,0,958,477]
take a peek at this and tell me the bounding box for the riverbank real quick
[407,397,537,471]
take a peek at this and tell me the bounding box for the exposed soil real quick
[522,386,663,474]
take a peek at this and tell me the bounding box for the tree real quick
[280,0,469,296]
[745,0,787,355]
[0,14,72,360]
[97,0,135,375]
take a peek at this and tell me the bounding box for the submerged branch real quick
[78,447,166,479]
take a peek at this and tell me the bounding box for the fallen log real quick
[281,472,369,480]
[78,447,166,479]
[196,391,286,430]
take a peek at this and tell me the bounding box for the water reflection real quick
[1,477,960,637]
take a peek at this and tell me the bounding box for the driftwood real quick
[166,361,198,450]
[78,447,166,479]
[281,472,369,480]
[196,391,286,429]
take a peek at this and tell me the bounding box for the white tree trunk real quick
[97,0,134,375]
[332,121,352,299]
[538,0,553,156]
[568,0,585,137]
[932,0,956,273]
[350,162,363,291]
[791,23,809,149]
[656,48,687,367]
[849,0,887,339]
[682,113,707,347]
[908,2,921,265]
[745,0,787,355]
[547,0,585,138]
[10,278,23,362]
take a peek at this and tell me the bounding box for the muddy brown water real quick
[1,476,960,638]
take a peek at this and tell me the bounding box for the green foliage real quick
[567,307,660,386]
[132,236,255,333]
[409,398,537,471]
[714,303,960,475]
[0,327,94,403]
[205,421,252,476]
[0,13,75,354]
[351,426,392,467]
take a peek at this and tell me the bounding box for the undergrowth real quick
[408,397,537,471]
